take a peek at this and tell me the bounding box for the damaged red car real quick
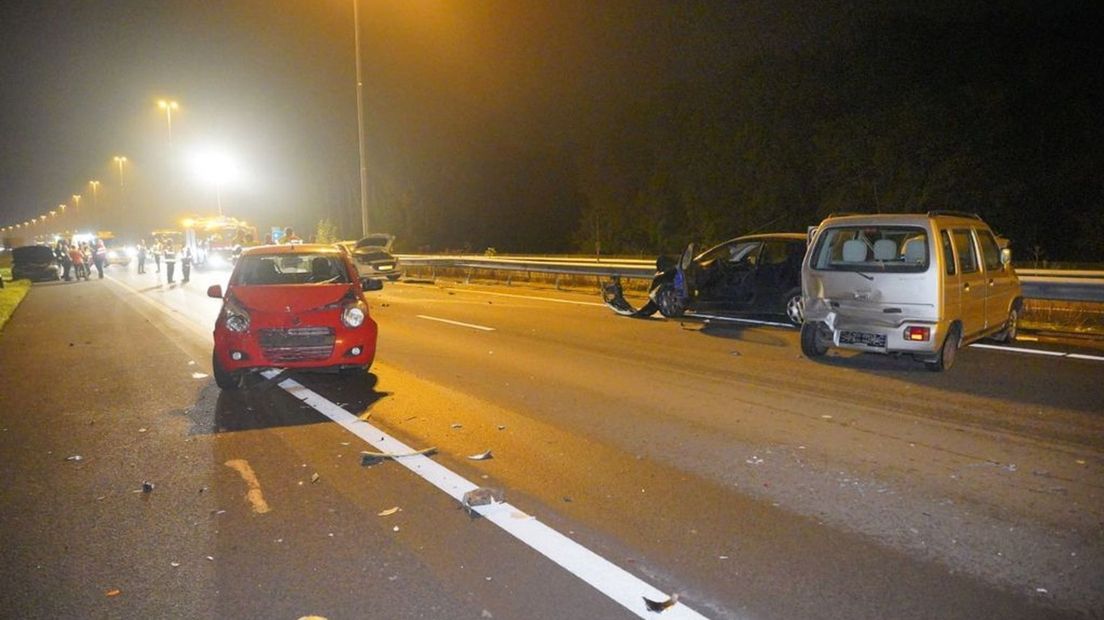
[206,244,382,389]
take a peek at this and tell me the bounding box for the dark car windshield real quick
[12,245,56,263]
[810,226,929,273]
[234,254,351,285]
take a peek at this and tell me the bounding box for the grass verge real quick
[0,272,31,333]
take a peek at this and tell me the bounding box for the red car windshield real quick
[234,254,351,285]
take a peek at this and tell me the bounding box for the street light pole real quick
[113,157,126,188]
[158,100,179,146]
[353,0,370,237]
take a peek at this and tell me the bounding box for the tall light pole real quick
[158,99,179,146]
[353,0,370,237]
[113,157,127,188]
[88,180,99,209]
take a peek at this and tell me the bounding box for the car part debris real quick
[360,447,437,466]
[461,487,504,514]
[377,507,400,517]
[310,473,320,483]
[450,423,463,429]
[141,481,155,493]
[601,277,658,317]
[105,588,121,597]
[468,450,493,461]
[65,455,83,462]
[643,593,679,612]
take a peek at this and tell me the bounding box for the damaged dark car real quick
[11,245,61,282]
[603,233,807,325]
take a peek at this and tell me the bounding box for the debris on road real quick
[356,410,373,422]
[461,487,504,514]
[360,447,437,466]
[310,473,320,484]
[192,372,209,379]
[378,507,401,517]
[450,423,463,429]
[497,425,506,431]
[746,456,764,465]
[468,450,493,461]
[170,562,181,568]
[64,455,83,462]
[643,593,678,612]
[141,481,155,493]
[105,588,121,597]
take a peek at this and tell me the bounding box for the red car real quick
[206,244,382,389]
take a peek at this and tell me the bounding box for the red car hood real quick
[230,284,355,314]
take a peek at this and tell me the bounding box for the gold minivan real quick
[800,212,1022,371]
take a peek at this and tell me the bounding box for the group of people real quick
[53,238,107,281]
[133,238,193,284]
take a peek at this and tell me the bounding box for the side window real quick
[940,230,956,275]
[976,229,1003,272]
[759,241,789,265]
[952,229,979,274]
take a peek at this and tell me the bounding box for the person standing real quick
[136,239,148,274]
[152,239,163,273]
[283,227,301,244]
[69,243,88,280]
[56,240,72,281]
[92,239,107,279]
[180,244,193,283]
[163,240,177,283]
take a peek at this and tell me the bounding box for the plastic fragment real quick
[65,455,83,462]
[497,425,506,431]
[310,473,320,484]
[468,450,493,461]
[170,562,181,568]
[141,481,155,493]
[192,372,209,379]
[450,423,463,429]
[378,507,400,517]
[643,593,678,612]
[461,487,504,513]
[105,589,121,597]
[360,447,437,463]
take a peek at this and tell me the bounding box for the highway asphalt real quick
[1,263,1101,619]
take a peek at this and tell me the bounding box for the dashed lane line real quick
[969,342,1104,362]
[263,369,713,620]
[416,314,496,332]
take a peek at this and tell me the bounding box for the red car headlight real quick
[222,296,251,332]
[342,301,367,328]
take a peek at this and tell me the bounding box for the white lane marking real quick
[692,313,796,329]
[416,314,496,332]
[263,370,711,620]
[105,275,213,341]
[224,459,272,514]
[969,343,1104,362]
[431,286,607,308]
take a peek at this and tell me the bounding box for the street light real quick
[189,147,242,217]
[158,99,179,146]
[88,180,99,209]
[353,0,370,236]
[113,157,127,188]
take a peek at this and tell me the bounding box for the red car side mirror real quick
[207,284,223,299]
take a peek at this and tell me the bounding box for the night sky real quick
[2,1,1101,258]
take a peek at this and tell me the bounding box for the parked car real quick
[206,243,383,389]
[340,233,402,281]
[104,243,133,267]
[603,233,808,325]
[800,211,1022,371]
[11,245,60,282]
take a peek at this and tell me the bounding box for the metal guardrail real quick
[397,255,1104,303]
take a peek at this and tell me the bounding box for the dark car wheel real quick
[800,321,831,357]
[654,284,687,318]
[784,288,804,326]
[213,353,240,390]
[925,326,960,372]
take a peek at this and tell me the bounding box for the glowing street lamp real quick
[88,180,99,208]
[158,99,179,146]
[113,157,127,188]
[189,148,242,217]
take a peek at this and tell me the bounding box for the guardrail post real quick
[555,273,562,290]
[466,268,473,284]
